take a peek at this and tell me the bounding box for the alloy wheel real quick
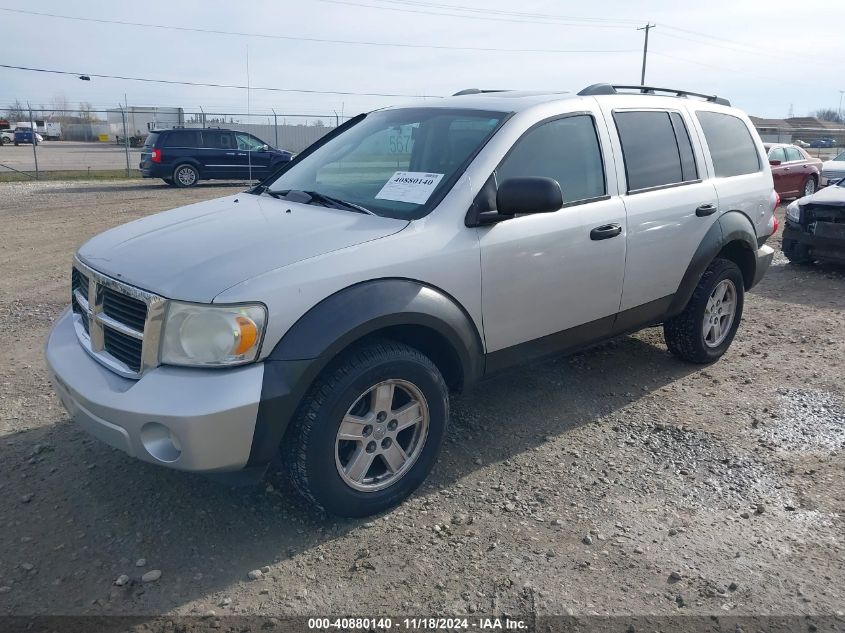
[702,279,737,348]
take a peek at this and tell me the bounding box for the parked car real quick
[793,139,810,148]
[808,138,836,148]
[820,150,845,187]
[765,143,822,198]
[13,127,43,145]
[47,84,776,517]
[139,128,293,187]
[782,178,845,265]
[0,129,14,145]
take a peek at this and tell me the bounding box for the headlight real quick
[161,302,266,367]
[785,201,801,223]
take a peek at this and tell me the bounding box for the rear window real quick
[143,132,160,149]
[613,110,699,192]
[162,130,200,148]
[696,111,761,177]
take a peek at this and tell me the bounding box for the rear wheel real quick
[664,258,744,364]
[284,340,448,517]
[173,164,199,187]
[801,176,816,197]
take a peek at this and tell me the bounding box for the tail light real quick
[151,148,162,163]
[770,191,780,235]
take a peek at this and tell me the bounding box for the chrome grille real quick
[70,259,167,379]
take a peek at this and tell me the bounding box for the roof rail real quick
[453,88,510,96]
[578,83,730,106]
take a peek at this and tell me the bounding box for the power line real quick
[649,52,812,87]
[315,0,639,28]
[0,64,437,97]
[0,7,635,52]
[331,0,643,25]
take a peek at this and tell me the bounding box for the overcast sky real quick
[2,0,843,121]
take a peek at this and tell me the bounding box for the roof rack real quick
[578,83,730,107]
[452,88,511,96]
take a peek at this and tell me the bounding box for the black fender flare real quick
[667,211,758,317]
[247,279,484,466]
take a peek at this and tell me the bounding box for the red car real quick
[765,143,822,199]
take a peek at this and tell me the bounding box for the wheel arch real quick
[172,160,203,179]
[667,210,759,317]
[247,278,484,467]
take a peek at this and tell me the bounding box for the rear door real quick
[784,146,811,194]
[234,132,273,180]
[199,130,238,179]
[600,104,719,311]
[767,146,791,196]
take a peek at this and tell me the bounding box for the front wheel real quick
[664,258,744,364]
[284,340,448,517]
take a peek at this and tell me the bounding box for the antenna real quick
[246,43,252,183]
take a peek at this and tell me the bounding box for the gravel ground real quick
[0,180,843,621]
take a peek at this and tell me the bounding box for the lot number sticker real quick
[375,171,444,205]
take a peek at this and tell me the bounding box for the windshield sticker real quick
[375,171,445,205]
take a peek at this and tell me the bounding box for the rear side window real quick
[162,130,200,148]
[784,147,802,162]
[496,114,606,203]
[143,132,160,149]
[696,111,761,177]
[202,131,235,149]
[768,147,786,162]
[614,110,699,192]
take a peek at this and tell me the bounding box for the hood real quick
[78,193,408,302]
[822,159,845,170]
[797,183,845,208]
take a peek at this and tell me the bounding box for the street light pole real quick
[839,90,844,120]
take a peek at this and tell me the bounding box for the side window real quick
[202,131,235,150]
[613,111,693,192]
[768,147,786,163]
[696,111,761,177]
[236,133,266,151]
[496,115,606,204]
[670,112,698,182]
[163,131,200,148]
[784,147,802,162]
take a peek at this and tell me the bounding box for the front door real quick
[234,133,273,180]
[478,113,627,361]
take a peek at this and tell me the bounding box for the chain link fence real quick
[0,105,345,181]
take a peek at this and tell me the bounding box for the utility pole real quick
[638,23,656,86]
[839,90,844,120]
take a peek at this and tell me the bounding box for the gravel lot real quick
[0,181,843,622]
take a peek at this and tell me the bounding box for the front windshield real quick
[834,151,845,162]
[265,108,507,219]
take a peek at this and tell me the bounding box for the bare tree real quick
[6,99,26,121]
[814,108,844,124]
[50,93,72,121]
[78,101,95,122]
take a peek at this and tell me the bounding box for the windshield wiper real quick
[269,189,376,215]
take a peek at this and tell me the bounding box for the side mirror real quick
[260,144,269,152]
[769,159,781,166]
[496,177,563,215]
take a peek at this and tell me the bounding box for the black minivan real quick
[140,128,293,187]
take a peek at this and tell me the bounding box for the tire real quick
[13,142,18,146]
[0,137,9,145]
[801,176,816,197]
[664,258,744,364]
[782,239,812,264]
[161,177,175,186]
[284,339,449,517]
[173,164,199,187]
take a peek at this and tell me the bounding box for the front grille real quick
[103,287,147,332]
[103,328,143,372]
[69,262,165,378]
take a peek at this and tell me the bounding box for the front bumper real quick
[750,244,775,288]
[783,219,845,264]
[45,308,264,472]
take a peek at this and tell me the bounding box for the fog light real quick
[140,422,182,463]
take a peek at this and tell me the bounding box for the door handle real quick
[590,223,622,240]
[696,203,717,217]
[225,152,235,155]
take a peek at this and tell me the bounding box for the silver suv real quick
[46,84,776,516]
